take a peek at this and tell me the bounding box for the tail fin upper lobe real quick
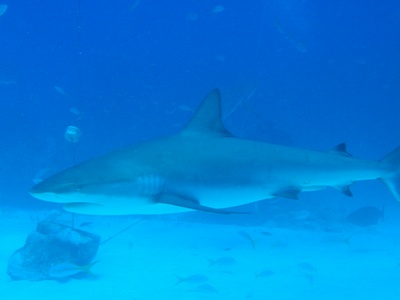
[380,146,400,201]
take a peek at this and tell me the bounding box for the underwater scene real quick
[1,1,400,299]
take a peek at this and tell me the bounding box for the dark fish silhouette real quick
[174,274,208,285]
[347,206,384,227]
[207,256,236,268]
[256,269,276,279]
[48,260,99,278]
[79,221,92,227]
[297,262,317,272]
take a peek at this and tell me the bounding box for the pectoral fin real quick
[155,193,246,214]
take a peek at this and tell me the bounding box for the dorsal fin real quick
[181,89,232,137]
[331,143,352,157]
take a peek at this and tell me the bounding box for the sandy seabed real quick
[0,209,399,300]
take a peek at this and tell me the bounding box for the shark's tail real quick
[380,146,400,202]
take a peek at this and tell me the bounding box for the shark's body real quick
[30,90,400,215]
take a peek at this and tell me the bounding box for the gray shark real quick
[30,89,400,215]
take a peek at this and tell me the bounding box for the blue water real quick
[1,1,400,299]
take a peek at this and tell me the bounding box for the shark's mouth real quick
[29,191,69,204]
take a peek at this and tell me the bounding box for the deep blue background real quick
[0,0,399,213]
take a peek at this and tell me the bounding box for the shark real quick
[30,89,400,215]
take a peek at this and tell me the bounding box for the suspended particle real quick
[64,126,81,143]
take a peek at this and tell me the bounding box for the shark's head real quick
[29,150,168,214]
[30,174,81,204]
[30,165,105,204]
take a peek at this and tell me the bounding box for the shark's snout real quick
[30,176,79,203]
[30,180,52,197]
[29,189,63,203]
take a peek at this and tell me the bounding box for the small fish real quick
[70,107,83,120]
[48,260,99,278]
[271,240,289,250]
[260,231,272,236]
[79,221,92,228]
[186,13,198,22]
[347,206,384,227]
[0,4,7,16]
[291,209,311,220]
[297,262,316,272]
[70,107,80,115]
[275,19,308,53]
[238,230,257,250]
[211,5,225,14]
[256,269,275,279]
[175,274,208,285]
[322,234,353,248]
[302,273,315,284]
[178,105,193,112]
[207,256,236,268]
[54,86,67,96]
[293,41,308,53]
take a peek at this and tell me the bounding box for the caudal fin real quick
[380,146,400,201]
